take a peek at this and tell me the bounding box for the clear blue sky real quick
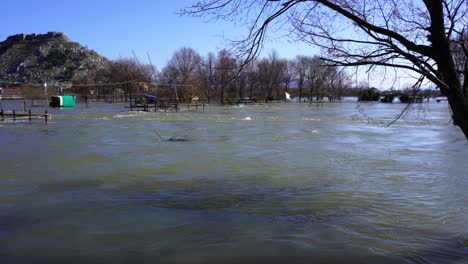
[2,0,316,69]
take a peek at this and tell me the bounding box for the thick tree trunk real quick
[425,0,468,140]
[298,84,303,102]
[445,90,468,140]
[220,85,225,104]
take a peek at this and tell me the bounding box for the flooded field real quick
[0,101,467,263]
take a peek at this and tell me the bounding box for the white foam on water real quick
[302,118,321,121]
[114,114,139,118]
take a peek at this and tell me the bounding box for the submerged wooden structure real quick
[1,109,51,124]
[128,95,207,112]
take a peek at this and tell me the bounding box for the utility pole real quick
[44,82,49,106]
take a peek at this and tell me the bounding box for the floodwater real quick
[0,100,467,264]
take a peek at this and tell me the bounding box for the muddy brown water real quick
[0,100,467,263]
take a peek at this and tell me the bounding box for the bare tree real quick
[236,58,249,99]
[183,0,468,140]
[271,53,288,102]
[255,51,287,102]
[198,52,217,102]
[244,61,257,100]
[215,50,237,103]
[452,31,468,96]
[111,58,155,102]
[303,56,323,102]
[256,57,269,101]
[282,60,293,102]
[159,64,180,100]
[323,65,349,101]
[266,51,285,102]
[72,58,153,101]
[165,47,202,100]
[292,55,309,102]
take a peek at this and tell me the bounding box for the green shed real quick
[50,95,75,107]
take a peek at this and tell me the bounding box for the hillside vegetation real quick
[0,32,107,85]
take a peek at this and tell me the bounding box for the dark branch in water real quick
[154,130,191,142]
[167,137,190,142]
[153,130,164,141]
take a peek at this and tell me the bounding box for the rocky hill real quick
[0,32,108,86]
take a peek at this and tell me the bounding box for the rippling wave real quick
[0,101,467,263]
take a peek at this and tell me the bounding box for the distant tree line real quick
[70,47,445,104]
[71,47,352,103]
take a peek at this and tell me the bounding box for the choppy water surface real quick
[0,101,467,263]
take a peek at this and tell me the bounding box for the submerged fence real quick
[0,109,50,124]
